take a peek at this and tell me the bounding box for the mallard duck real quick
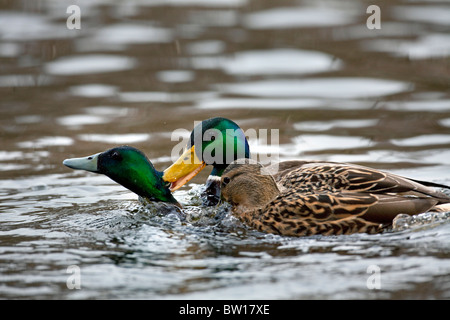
[220,159,450,236]
[163,117,250,205]
[63,146,181,208]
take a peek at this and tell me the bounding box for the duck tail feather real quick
[409,178,450,190]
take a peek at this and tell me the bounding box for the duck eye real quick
[222,177,231,186]
[111,151,122,161]
[210,135,216,141]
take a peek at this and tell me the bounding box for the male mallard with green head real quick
[163,117,250,205]
[220,159,450,237]
[63,146,181,208]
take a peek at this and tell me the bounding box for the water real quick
[1,0,450,299]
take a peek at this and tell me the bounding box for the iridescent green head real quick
[63,146,180,208]
[189,117,250,176]
[163,117,251,205]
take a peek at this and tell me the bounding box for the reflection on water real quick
[45,55,137,75]
[1,0,450,299]
[244,6,359,29]
[216,78,412,98]
[219,49,342,75]
[362,33,450,60]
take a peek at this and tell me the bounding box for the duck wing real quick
[241,190,441,236]
[271,161,450,204]
[240,191,383,236]
[266,190,379,220]
[361,194,440,223]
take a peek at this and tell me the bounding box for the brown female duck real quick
[220,160,450,237]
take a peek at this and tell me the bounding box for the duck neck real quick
[235,173,281,212]
[109,167,179,207]
[201,166,224,206]
[248,177,280,207]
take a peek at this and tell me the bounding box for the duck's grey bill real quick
[63,152,100,173]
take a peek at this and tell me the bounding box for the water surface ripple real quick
[1,0,450,299]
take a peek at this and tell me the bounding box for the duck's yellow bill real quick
[163,146,206,191]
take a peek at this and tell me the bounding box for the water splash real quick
[393,211,450,232]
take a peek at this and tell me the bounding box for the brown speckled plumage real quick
[221,160,450,237]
